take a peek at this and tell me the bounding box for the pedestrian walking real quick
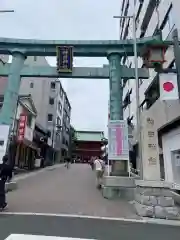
[64,156,71,169]
[94,156,105,189]
[0,154,13,210]
[89,157,94,170]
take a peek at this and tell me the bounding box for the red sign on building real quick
[17,114,27,142]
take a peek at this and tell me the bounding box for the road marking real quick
[2,211,180,226]
[5,234,96,240]
[2,211,145,223]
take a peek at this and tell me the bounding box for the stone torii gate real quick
[0,35,161,176]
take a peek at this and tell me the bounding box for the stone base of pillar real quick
[102,176,135,200]
[134,180,180,220]
[111,161,128,176]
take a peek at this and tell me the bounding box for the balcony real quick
[140,0,158,36]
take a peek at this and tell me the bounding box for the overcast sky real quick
[0,0,120,134]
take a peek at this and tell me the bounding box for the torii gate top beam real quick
[0,36,167,57]
[0,64,149,79]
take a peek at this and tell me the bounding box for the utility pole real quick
[172,28,180,100]
[113,0,143,178]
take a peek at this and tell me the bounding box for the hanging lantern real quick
[142,45,167,68]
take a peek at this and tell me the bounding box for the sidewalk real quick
[13,163,64,182]
[6,163,64,192]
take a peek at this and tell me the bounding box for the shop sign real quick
[17,114,27,142]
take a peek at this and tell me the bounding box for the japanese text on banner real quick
[57,46,73,73]
[108,120,129,161]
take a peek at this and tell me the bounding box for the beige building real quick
[120,0,180,187]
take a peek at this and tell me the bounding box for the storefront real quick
[8,95,38,170]
[14,139,37,170]
[33,123,49,167]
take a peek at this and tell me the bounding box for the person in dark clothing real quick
[0,154,13,209]
[64,156,71,169]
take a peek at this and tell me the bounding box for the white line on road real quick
[5,234,96,240]
[2,211,180,226]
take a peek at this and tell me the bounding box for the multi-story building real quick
[120,0,180,185]
[61,93,71,158]
[18,56,71,161]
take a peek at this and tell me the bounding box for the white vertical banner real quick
[0,125,10,164]
[159,73,179,101]
[108,120,129,161]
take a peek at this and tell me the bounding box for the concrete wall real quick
[19,56,66,150]
[19,56,51,129]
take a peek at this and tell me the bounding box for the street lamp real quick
[113,0,143,178]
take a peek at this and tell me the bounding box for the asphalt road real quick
[1,214,180,240]
[6,164,137,218]
[2,164,180,239]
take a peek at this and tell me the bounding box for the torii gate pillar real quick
[0,51,25,125]
[108,52,128,176]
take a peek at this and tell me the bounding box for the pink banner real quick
[116,126,122,155]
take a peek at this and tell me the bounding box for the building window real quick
[50,82,56,89]
[67,116,70,123]
[47,130,51,138]
[48,114,53,122]
[57,116,61,126]
[66,127,69,134]
[30,82,34,88]
[49,97,54,105]
[60,87,63,98]
[26,113,32,127]
[58,101,62,113]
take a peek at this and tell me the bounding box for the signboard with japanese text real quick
[141,114,160,180]
[108,120,129,160]
[57,46,73,73]
[17,114,27,142]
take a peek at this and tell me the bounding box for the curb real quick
[142,217,180,226]
[1,212,180,226]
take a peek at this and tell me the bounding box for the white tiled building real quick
[120,0,180,185]
[19,56,71,160]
